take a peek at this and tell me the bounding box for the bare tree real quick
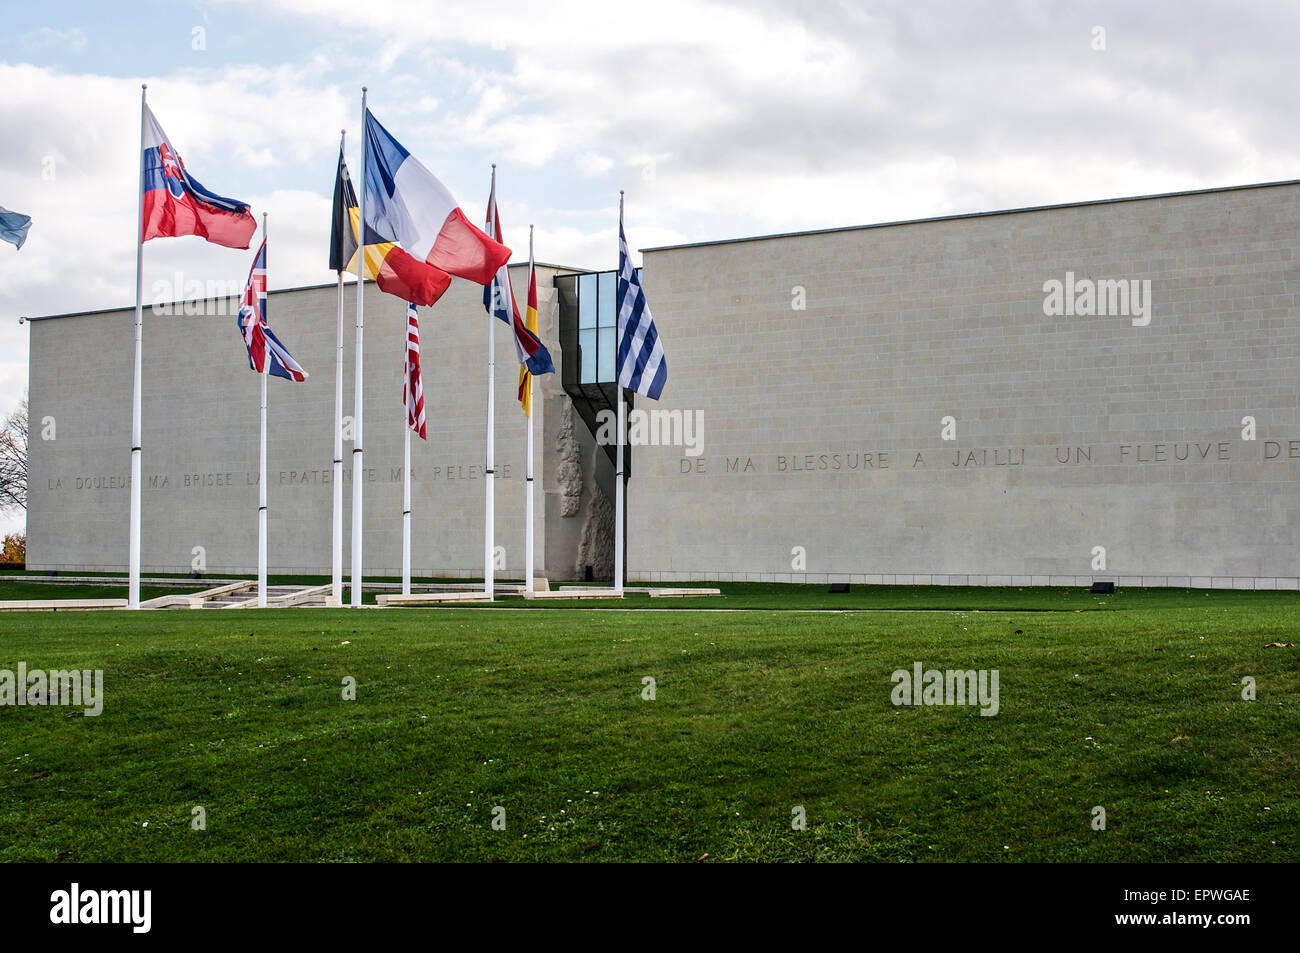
[0,395,28,514]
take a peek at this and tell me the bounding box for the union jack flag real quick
[404,302,426,439]
[235,238,307,382]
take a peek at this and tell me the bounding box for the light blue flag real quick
[0,206,31,250]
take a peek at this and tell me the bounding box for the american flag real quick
[404,302,426,439]
[235,238,307,382]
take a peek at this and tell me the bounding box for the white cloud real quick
[6,0,1300,443]
[212,0,1300,245]
[575,152,612,176]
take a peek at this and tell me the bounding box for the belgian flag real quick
[329,146,450,306]
[328,146,358,272]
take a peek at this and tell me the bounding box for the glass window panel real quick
[598,272,616,328]
[578,273,597,329]
[598,327,616,383]
[579,329,597,384]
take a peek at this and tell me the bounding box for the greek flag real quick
[616,222,667,400]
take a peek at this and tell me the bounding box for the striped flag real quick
[616,222,666,400]
[483,185,555,376]
[517,258,540,416]
[328,145,359,272]
[364,109,509,284]
[236,239,307,382]
[404,302,426,439]
[142,104,255,249]
[333,143,450,306]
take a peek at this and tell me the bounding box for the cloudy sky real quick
[1,0,1298,536]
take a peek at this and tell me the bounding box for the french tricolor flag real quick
[141,104,256,249]
[362,109,510,285]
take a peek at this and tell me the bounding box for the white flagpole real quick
[525,224,535,596]
[258,213,269,608]
[402,409,411,596]
[128,84,146,609]
[614,191,625,595]
[332,129,346,606]
[484,165,497,599]
[350,88,367,607]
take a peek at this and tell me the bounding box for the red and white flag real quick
[142,104,256,249]
[363,109,510,286]
[404,302,426,439]
[236,238,306,381]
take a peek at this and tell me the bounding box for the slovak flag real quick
[483,184,555,378]
[363,109,510,285]
[142,104,256,249]
[236,239,307,382]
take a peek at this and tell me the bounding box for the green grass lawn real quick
[0,581,203,603]
[0,597,1296,862]
[453,581,1300,612]
[8,574,1300,611]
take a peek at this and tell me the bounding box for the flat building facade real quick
[27,180,1300,587]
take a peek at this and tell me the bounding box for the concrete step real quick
[557,586,721,598]
[0,598,128,611]
[211,583,336,609]
[376,592,493,606]
[524,588,623,600]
